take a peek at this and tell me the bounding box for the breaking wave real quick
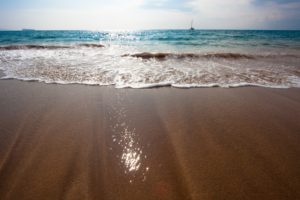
[0,43,105,50]
[124,52,300,60]
[0,46,300,89]
[124,52,255,60]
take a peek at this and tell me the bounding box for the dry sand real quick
[0,80,300,200]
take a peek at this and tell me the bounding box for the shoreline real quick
[0,79,300,199]
[0,76,298,89]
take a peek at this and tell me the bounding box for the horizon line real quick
[1,28,300,31]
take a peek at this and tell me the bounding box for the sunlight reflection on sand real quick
[109,92,149,183]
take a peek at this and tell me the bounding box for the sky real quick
[0,0,300,30]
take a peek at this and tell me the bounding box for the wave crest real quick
[124,52,255,60]
[0,43,105,50]
[77,43,105,48]
[0,45,71,50]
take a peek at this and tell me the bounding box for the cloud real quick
[0,0,299,29]
[0,0,191,30]
[186,0,300,29]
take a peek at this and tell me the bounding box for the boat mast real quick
[190,20,195,30]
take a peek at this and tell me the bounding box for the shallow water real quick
[0,30,300,88]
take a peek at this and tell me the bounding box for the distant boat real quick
[190,20,195,30]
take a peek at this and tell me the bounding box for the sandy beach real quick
[0,79,300,200]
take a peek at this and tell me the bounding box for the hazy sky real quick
[0,0,300,30]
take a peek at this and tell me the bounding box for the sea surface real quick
[0,30,300,88]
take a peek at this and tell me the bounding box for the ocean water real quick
[0,30,300,88]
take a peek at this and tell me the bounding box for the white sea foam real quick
[0,45,300,89]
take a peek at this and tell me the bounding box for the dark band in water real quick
[124,52,255,60]
[123,52,300,60]
[0,44,105,50]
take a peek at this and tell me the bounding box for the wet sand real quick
[0,79,300,200]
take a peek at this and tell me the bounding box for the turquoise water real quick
[1,30,300,49]
[0,30,300,88]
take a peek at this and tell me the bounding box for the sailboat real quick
[190,20,195,30]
